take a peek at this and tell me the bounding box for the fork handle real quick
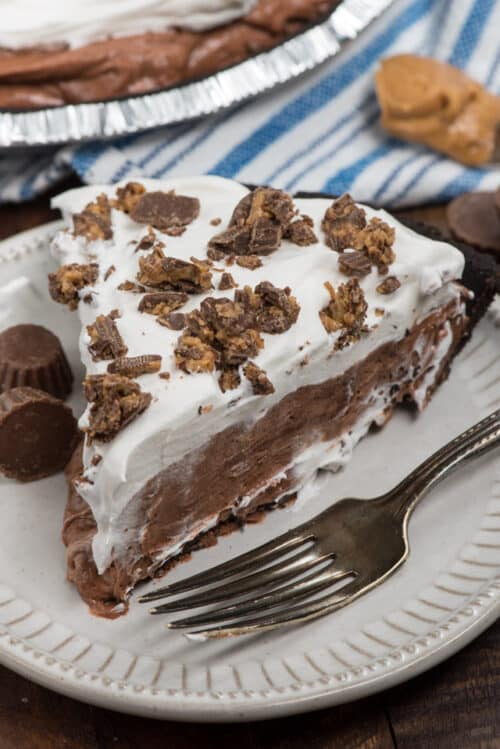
[382,409,500,519]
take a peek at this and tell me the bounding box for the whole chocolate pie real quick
[0,0,338,110]
[48,176,495,617]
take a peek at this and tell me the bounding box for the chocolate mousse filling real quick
[64,293,475,618]
[0,0,337,110]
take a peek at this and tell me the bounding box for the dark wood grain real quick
[0,188,498,749]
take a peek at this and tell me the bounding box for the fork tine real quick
[169,579,365,637]
[139,530,312,603]
[163,564,353,628]
[149,550,331,614]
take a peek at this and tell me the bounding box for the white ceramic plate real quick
[0,222,499,722]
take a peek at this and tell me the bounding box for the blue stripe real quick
[434,168,489,203]
[137,122,198,170]
[486,47,500,89]
[448,0,496,67]
[322,140,400,194]
[285,109,380,192]
[373,150,423,202]
[153,103,246,178]
[110,158,141,183]
[388,155,445,205]
[73,142,110,178]
[266,93,377,185]
[211,0,433,179]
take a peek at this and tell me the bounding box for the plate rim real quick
[0,0,395,148]
[0,219,498,722]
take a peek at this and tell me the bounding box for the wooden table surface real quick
[0,185,498,749]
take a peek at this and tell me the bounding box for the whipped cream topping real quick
[51,177,465,574]
[0,0,256,50]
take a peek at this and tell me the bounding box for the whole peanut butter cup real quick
[0,387,80,482]
[0,324,73,399]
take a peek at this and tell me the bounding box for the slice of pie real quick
[0,0,338,110]
[49,176,495,617]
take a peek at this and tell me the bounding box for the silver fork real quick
[139,409,500,638]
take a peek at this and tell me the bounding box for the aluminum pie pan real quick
[0,0,395,149]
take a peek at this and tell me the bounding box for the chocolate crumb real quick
[376,276,401,294]
[84,374,152,443]
[175,335,218,374]
[135,227,158,252]
[285,216,318,246]
[91,454,102,466]
[118,280,147,293]
[87,313,128,361]
[73,194,113,241]
[159,371,171,381]
[113,182,146,213]
[198,404,213,415]
[219,272,237,290]
[208,187,297,257]
[130,190,200,234]
[243,361,275,395]
[104,265,116,281]
[48,263,99,310]
[319,278,368,350]
[107,355,162,377]
[157,312,186,331]
[219,367,241,393]
[236,255,263,270]
[207,247,225,262]
[322,194,366,252]
[338,251,372,278]
[361,218,396,274]
[137,247,212,293]
[210,217,222,226]
[138,290,189,315]
[375,307,385,317]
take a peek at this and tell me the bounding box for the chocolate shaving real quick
[236,255,263,270]
[84,373,151,443]
[113,182,146,214]
[107,355,162,377]
[73,194,113,241]
[319,278,368,350]
[104,265,116,281]
[87,313,128,361]
[376,276,401,294]
[243,361,275,395]
[130,190,200,234]
[138,290,189,315]
[157,312,186,331]
[48,263,99,310]
[322,194,367,252]
[338,251,372,278]
[137,246,212,293]
[219,272,237,290]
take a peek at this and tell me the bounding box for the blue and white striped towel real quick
[2,0,500,207]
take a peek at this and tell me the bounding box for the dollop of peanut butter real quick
[375,54,500,166]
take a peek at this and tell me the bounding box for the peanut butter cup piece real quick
[130,191,200,234]
[447,191,500,253]
[0,324,73,399]
[0,387,79,482]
